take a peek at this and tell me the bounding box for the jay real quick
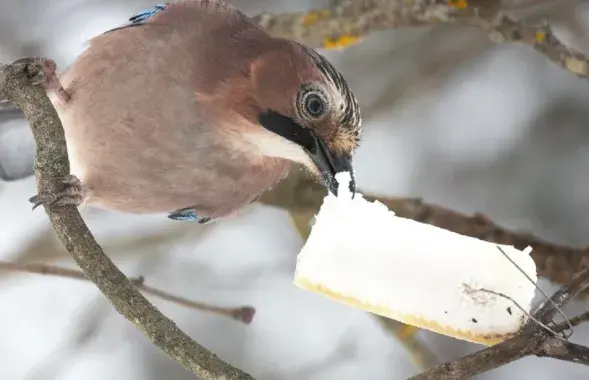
[23,0,362,223]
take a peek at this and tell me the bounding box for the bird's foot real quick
[12,57,70,104]
[168,208,217,224]
[29,174,85,210]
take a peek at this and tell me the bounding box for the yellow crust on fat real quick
[294,277,518,346]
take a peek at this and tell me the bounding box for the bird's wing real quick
[127,3,168,25]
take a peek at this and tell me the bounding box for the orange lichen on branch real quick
[323,35,362,50]
[448,0,468,9]
[535,31,546,43]
[301,9,330,27]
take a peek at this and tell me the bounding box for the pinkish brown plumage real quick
[29,0,362,223]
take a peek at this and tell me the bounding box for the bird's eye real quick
[304,93,325,118]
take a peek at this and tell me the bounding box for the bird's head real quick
[247,39,362,196]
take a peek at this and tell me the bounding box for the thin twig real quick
[0,260,255,324]
[471,287,567,341]
[535,267,589,323]
[555,311,589,331]
[0,61,255,380]
[497,246,573,336]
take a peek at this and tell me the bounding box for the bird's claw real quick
[29,175,85,210]
[12,57,53,85]
[11,57,70,104]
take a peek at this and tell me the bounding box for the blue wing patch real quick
[168,208,214,224]
[128,4,167,25]
[104,3,168,34]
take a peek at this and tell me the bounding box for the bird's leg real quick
[168,208,217,224]
[11,57,70,104]
[29,174,86,210]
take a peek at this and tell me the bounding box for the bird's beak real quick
[257,110,355,196]
[306,136,355,196]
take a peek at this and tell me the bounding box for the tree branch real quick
[0,62,255,380]
[0,260,255,324]
[541,340,589,365]
[254,0,589,78]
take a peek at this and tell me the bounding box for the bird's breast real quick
[43,24,293,217]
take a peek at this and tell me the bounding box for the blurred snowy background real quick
[1,0,589,379]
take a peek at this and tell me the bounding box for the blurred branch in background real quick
[0,260,255,324]
[254,0,589,78]
[565,310,589,328]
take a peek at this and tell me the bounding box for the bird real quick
[25,0,362,224]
